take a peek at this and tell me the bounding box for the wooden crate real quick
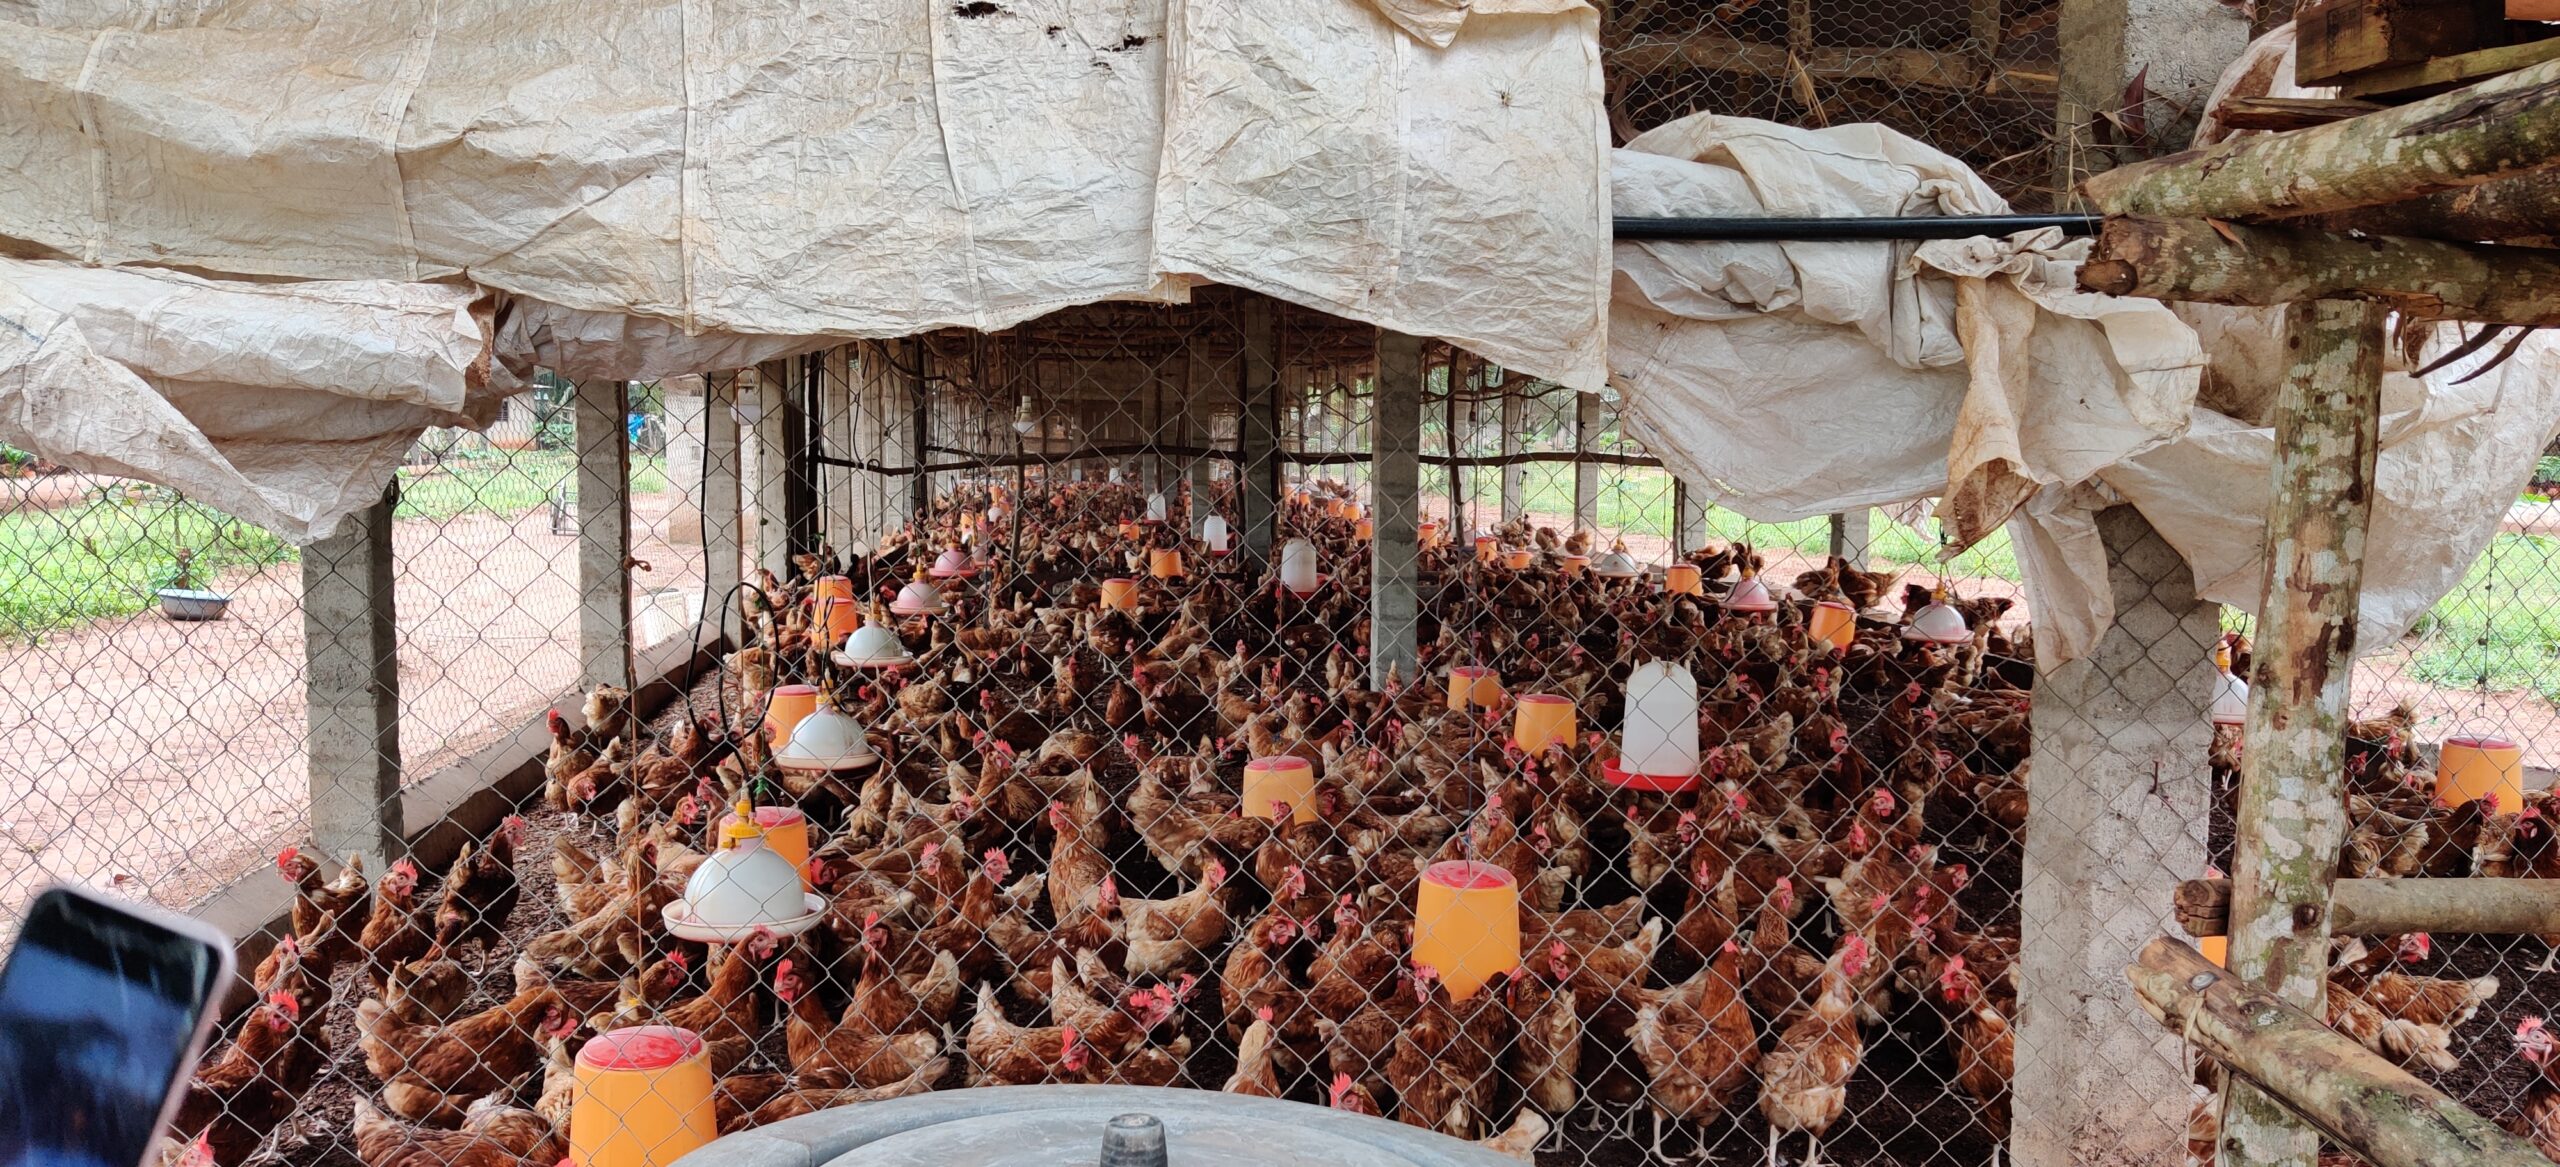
[2294,0,2503,87]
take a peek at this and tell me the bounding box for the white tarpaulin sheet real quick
[0,258,517,540]
[0,0,1607,390]
[1606,114,2202,554]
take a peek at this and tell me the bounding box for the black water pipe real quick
[1613,213,2102,241]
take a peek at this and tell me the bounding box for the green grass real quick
[0,451,670,641]
[1502,466,2022,581]
[0,486,294,640]
[2404,532,2560,702]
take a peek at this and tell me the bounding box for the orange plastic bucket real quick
[1502,549,1533,570]
[1242,757,1317,823]
[1413,861,1520,1001]
[1808,600,1857,650]
[717,805,811,882]
[762,684,818,743]
[1665,563,1703,596]
[571,1026,715,1167]
[811,575,854,607]
[1514,694,1576,754]
[1149,549,1184,579]
[1447,666,1501,712]
[2438,735,2525,810]
[1101,578,1140,611]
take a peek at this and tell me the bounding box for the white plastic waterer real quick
[1279,538,1318,594]
[2210,643,2248,726]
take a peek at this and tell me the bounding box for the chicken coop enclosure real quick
[10,5,2560,1167]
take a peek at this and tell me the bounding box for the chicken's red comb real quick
[275,846,300,868]
[666,950,688,970]
[1254,1005,1274,1023]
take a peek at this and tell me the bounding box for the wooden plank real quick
[1609,32,2059,96]
[2341,33,2560,100]
[2081,55,2560,221]
[2294,0,2496,88]
[2178,877,2560,936]
[2128,938,2552,1167]
[2220,300,2386,1167]
[2211,95,2387,132]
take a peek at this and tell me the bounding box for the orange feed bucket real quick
[1101,578,1140,611]
[1413,861,1521,1001]
[1665,563,1704,596]
[762,684,819,744]
[1355,519,1373,541]
[2437,735,2526,810]
[1502,549,1534,570]
[1808,600,1857,651]
[815,597,860,648]
[717,805,812,883]
[1560,555,1588,577]
[1447,666,1501,711]
[571,1026,716,1167]
[1475,536,1498,564]
[1514,694,1576,754]
[1242,757,1317,823]
[1419,521,1445,549]
[1149,549,1185,579]
[811,575,854,607]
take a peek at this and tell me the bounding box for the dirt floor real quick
[0,492,707,922]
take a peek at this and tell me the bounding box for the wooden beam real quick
[2128,937,2552,1167]
[2342,34,2560,101]
[2178,877,2560,936]
[1371,331,1424,688]
[2221,300,2385,1167]
[2210,95,2386,133]
[2078,214,2560,324]
[576,378,634,692]
[2081,56,2560,221]
[1611,31,2059,96]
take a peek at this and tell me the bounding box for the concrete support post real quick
[748,361,804,582]
[2016,505,2218,1167]
[1498,376,1524,525]
[301,486,404,871]
[1573,390,1601,533]
[662,383,707,545]
[1828,510,1873,569]
[908,340,933,525]
[1237,297,1281,566]
[704,372,745,646]
[2055,0,2247,194]
[1674,480,1712,556]
[1371,331,1425,688]
[820,347,856,554]
[575,379,634,692]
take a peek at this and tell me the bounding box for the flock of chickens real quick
[159,481,2560,1167]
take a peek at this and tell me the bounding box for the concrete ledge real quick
[192,625,728,1011]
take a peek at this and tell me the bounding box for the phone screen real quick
[0,891,224,1167]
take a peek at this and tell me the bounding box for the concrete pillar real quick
[2016,504,2217,1167]
[1237,296,1281,566]
[1498,375,1524,525]
[907,340,933,524]
[1674,479,1711,556]
[749,360,811,582]
[1572,390,1602,532]
[662,382,707,545]
[1828,510,1873,570]
[1371,331,1425,688]
[575,379,634,691]
[301,486,403,871]
[2055,0,2248,195]
[820,347,856,553]
[705,372,745,647]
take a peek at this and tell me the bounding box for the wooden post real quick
[2222,300,2386,1167]
[704,372,745,647]
[1443,366,1464,532]
[2177,877,2560,937]
[2082,55,2560,220]
[2080,215,2560,325]
[302,485,404,871]
[820,347,856,552]
[1674,479,1711,556]
[575,378,634,691]
[906,340,932,527]
[2016,505,2219,1167]
[1372,330,1425,688]
[2128,937,2551,1167]
[1571,390,1601,534]
[1827,510,1872,570]
[1237,296,1281,566]
[1497,374,1525,525]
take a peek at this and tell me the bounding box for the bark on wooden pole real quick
[1372,330,1425,688]
[1572,390,1602,534]
[2079,215,2560,324]
[2221,299,2385,1167]
[2080,56,2560,220]
[2290,169,2560,244]
[2128,937,2551,1167]
[2178,876,2560,937]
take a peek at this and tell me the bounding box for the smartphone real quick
[0,886,233,1167]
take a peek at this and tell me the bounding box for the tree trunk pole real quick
[2128,938,2551,1167]
[2221,299,2385,1167]
[2178,876,2560,937]
[2082,56,2560,220]
[2079,215,2560,325]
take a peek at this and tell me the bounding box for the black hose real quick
[1613,213,2101,242]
